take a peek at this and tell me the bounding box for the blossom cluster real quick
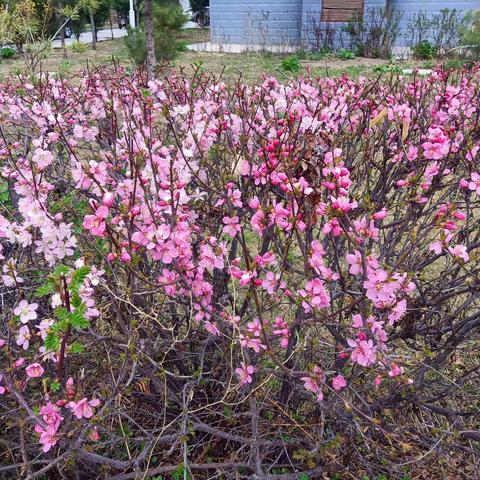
[0,65,479,471]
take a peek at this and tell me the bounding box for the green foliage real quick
[124,2,187,64]
[373,64,402,75]
[36,264,92,354]
[412,40,439,59]
[71,41,87,53]
[280,55,300,73]
[176,40,188,52]
[70,265,91,292]
[406,9,467,54]
[461,10,480,58]
[170,466,190,480]
[35,282,55,297]
[0,47,15,58]
[50,380,61,392]
[336,48,355,60]
[0,0,39,47]
[45,332,61,352]
[124,27,147,64]
[70,305,89,329]
[70,341,85,353]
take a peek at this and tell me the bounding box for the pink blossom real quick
[332,374,347,391]
[35,425,59,452]
[301,366,325,401]
[36,318,54,340]
[239,335,265,353]
[66,377,75,399]
[429,240,444,254]
[14,358,25,368]
[40,402,64,430]
[468,172,480,195]
[16,325,31,350]
[235,363,255,385]
[298,278,330,313]
[26,363,45,378]
[388,299,407,324]
[372,208,388,220]
[32,148,53,170]
[407,146,418,161]
[67,397,101,419]
[347,338,377,367]
[222,216,241,237]
[388,363,403,377]
[83,206,109,237]
[423,141,448,160]
[448,244,469,262]
[261,271,285,294]
[14,300,38,324]
[102,191,115,207]
[466,145,479,161]
[273,316,290,348]
[330,195,358,213]
[346,251,363,275]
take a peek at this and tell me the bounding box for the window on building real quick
[321,0,364,22]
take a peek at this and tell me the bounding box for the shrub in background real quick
[0,46,15,58]
[406,9,467,57]
[125,1,186,64]
[70,40,88,53]
[461,10,480,58]
[342,7,401,58]
[412,39,438,59]
[336,47,355,60]
[280,55,300,72]
[304,12,336,52]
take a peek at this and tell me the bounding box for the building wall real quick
[390,0,479,46]
[210,0,479,47]
[210,0,303,46]
[301,0,387,48]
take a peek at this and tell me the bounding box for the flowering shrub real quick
[0,65,480,478]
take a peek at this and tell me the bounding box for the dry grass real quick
[0,30,469,84]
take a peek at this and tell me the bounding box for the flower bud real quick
[102,191,115,207]
[120,251,131,263]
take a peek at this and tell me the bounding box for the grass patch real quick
[0,33,474,84]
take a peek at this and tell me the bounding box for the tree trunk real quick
[57,4,67,59]
[109,8,114,39]
[90,10,97,50]
[144,0,156,77]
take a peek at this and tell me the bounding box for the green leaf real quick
[70,309,89,329]
[54,306,69,322]
[70,292,83,309]
[45,333,61,352]
[70,265,91,292]
[35,282,55,297]
[50,381,61,393]
[53,264,70,277]
[51,319,70,333]
[70,341,85,354]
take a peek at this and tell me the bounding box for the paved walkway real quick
[52,28,128,48]
[52,21,200,49]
